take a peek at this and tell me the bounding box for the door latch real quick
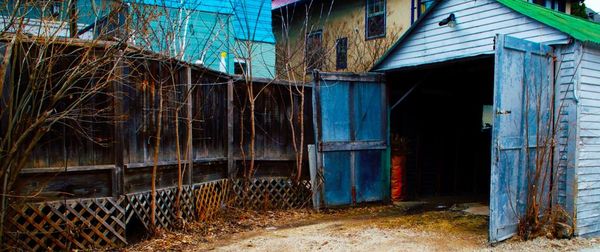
[496,109,511,115]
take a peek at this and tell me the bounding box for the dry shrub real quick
[519,205,573,240]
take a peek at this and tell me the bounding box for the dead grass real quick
[375,210,488,235]
[127,207,316,251]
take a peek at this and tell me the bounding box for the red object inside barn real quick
[391,154,406,201]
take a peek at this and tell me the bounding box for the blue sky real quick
[588,1,600,12]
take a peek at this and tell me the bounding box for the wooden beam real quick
[112,52,125,197]
[233,157,296,161]
[227,78,235,178]
[125,157,228,170]
[318,72,385,83]
[20,165,116,174]
[382,80,391,203]
[318,141,387,152]
[231,75,310,87]
[193,157,228,163]
[312,72,324,208]
[186,67,193,185]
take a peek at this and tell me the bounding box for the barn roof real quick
[498,0,600,45]
[372,0,600,71]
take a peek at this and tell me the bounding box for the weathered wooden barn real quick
[370,0,600,242]
[310,0,600,243]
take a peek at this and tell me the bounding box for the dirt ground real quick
[128,203,600,252]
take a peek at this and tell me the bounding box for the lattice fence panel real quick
[194,179,232,221]
[125,186,195,230]
[2,178,312,251]
[179,186,195,219]
[232,178,312,210]
[3,197,127,251]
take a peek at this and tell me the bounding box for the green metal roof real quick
[497,0,600,46]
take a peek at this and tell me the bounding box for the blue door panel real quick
[354,82,383,141]
[355,150,383,203]
[320,81,351,142]
[323,151,352,206]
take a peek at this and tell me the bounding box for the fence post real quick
[186,66,193,185]
[112,51,125,197]
[227,78,235,179]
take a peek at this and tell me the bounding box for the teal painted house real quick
[230,0,276,78]
[0,0,114,39]
[124,0,275,77]
[0,0,276,78]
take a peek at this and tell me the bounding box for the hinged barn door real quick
[312,72,389,207]
[490,35,554,243]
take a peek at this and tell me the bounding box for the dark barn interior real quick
[388,57,495,203]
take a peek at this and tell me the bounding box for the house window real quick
[36,1,62,18]
[366,0,386,39]
[532,0,546,6]
[552,0,566,12]
[306,30,323,72]
[418,0,435,17]
[530,0,566,13]
[234,59,247,75]
[50,1,61,18]
[336,38,348,70]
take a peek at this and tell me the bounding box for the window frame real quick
[365,0,386,40]
[50,1,61,18]
[530,0,567,13]
[336,37,348,70]
[234,58,248,75]
[34,0,62,19]
[305,29,324,73]
[417,0,435,18]
[552,0,566,12]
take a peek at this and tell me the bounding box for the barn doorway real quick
[388,56,494,204]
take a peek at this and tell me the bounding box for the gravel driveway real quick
[128,203,600,252]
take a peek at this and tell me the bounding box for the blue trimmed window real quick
[366,0,386,39]
[418,0,435,17]
[530,0,567,13]
[336,38,348,70]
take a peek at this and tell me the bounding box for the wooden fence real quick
[11,56,314,201]
[1,43,314,250]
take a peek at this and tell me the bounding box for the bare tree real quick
[126,0,228,228]
[0,0,137,240]
[228,0,278,181]
[0,0,226,234]
[518,53,576,240]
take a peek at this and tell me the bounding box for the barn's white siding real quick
[374,0,600,238]
[575,44,600,237]
[554,42,581,216]
[376,0,569,71]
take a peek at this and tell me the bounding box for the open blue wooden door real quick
[312,72,389,207]
[490,35,554,243]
